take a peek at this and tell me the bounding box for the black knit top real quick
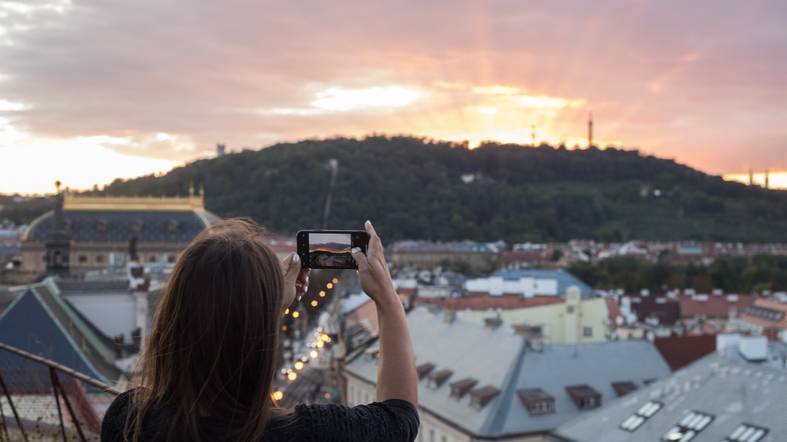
[101,391,419,442]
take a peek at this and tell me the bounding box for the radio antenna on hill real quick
[322,159,339,228]
[588,112,594,148]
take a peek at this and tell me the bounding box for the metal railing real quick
[0,342,120,441]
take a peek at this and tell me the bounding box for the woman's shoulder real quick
[101,390,133,441]
[279,400,419,442]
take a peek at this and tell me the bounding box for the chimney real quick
[443,309,456,324]
[484,316,503,330]
[216,143,226,157]
[113,335,124,359]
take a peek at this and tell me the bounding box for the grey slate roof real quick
[0,278,124,383]
[25,209,216,243]
[553,352,787,442]
[343,307,670,438]
[493,268,594,298]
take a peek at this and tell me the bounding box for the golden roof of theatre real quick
[63,193,205,212]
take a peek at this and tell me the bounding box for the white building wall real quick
[345,375,547,442]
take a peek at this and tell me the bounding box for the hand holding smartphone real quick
[296,230,370,269]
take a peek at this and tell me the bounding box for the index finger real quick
[365,220,383,258]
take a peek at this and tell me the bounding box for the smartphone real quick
[296,230,370,269]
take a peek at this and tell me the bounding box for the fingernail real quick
[293,254,300,263]
[351,247,361,254]
[365,220,372,227]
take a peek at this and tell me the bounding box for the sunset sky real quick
[1,0,787,193]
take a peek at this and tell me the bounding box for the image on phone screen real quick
[309,233,354,268]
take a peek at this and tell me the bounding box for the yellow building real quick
[21,192,219,277]
[454,287,611,344]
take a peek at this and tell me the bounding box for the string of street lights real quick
[273,275,341,402]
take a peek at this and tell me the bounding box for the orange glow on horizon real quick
[724,171,787,190]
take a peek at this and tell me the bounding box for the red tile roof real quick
[417,295,564,311]
[677,294,755,319]
[739,298,787,330]
[654,334,716,371]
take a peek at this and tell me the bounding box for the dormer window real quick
[428,369,453,389]
[168,219,179,233]
[131,219,143,233]
[518,388,555,415]
[469,385,500,409]
[566,384,601,410]
[416,363,435,380]
[611,381,638,397]
[96,219,107,233]
[449,378,478,399]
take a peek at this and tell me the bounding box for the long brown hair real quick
[125,218,284,441]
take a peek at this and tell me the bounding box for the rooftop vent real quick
[517,388,555,416]
[428,369,453,388]
[416,363,436,380]
[726,423,768,442]
[663,411,714,442]
[565,384,601,410]
[469,385,500,409]
[450,378,478,399]
[611,381,639,397]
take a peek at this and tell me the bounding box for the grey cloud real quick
[0,0,786,172]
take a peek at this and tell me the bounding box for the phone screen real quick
[308,232,354,268]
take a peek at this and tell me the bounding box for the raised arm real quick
[352,221,418,406]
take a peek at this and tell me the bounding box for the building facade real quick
[21,193,219,277]
[343,308,670,442]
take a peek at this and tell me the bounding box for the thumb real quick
[282,253,301,280]
[351,247,369,272]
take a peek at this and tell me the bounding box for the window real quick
[620,401,662,432]
[449,378,478,399]
[662,411,714,442]
[611,381,638,397]
[469,385,500,409]
[78,255,87,263]
[726,423,768,442]
[96,254,105,263]
[565,385,601,410]
[583,326,593,337]
[131,219,142,233]
[168,219,179,233]
[416,362,436,380]
[518,388,555,415]
[96,219,107,232]
[148,255,157,263]
[167,255,176,263]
